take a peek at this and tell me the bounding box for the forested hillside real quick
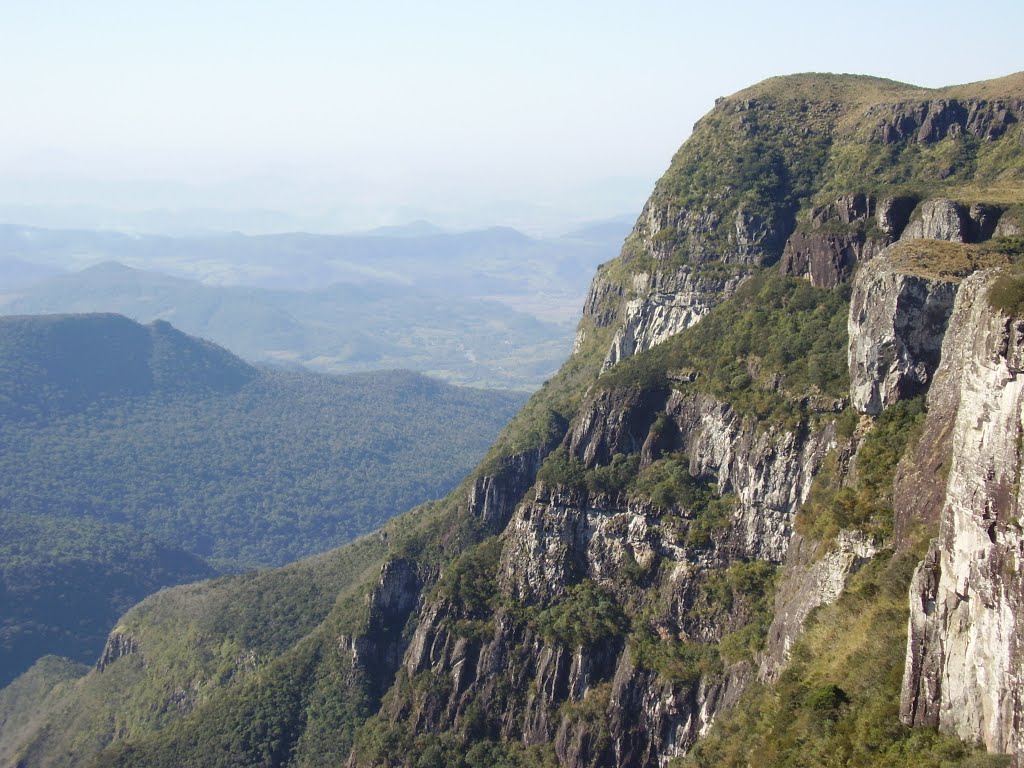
[0,313,525,685]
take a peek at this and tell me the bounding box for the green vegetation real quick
[0,315,525,570]
[599,272,850,426]
[535,448,733,547]
[887,238,1015,282]
[433,536,503,617]
[535,447,640,497]
[352,721,558,768]
[534,580,630,648]
[633,632,724,685]
[0,512,214,687]
[679,552,1007,768]
[651,91,836,262]
[632,559,777,683]
[974,234,1024,315]
[0,656,88,765]
[704,560,779,664]
[483,311,613,464]
[91,637,325,768]
[6,531,390,768]
[798,398,927,543]
[65,327,621,767]
[613,71,1024,290]
[988,265,1024,317]
[0,313,525,690]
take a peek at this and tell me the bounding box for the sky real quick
[2,0,1023,232]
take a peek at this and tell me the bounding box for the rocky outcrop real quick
[96,630,139,672]
[779,193,904,289]
[902,199,973,242]
[389,373,838,767]
[878,196,920,238]
[867,98,1022,145]
[604,652,751,767]
[575,268,628,354]
[469,446,554,532]
[600,268,743,372]
[996,211,1023,237]
[573,388,834,564]
[632,190,789,269]
[899,272,1024,761]
[567,387,670,467]
[345,558,423,699]
[901,198,1017,243]
[779,231,886,290]
[782,195,1016,290]
[759,531,877,681]
[848,251,960,415]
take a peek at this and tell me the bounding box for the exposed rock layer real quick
[848,250,960,415]
[899,273,1024,760]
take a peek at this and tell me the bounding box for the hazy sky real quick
[2,0,1023,229]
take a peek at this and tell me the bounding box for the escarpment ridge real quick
[3,71,1024,768]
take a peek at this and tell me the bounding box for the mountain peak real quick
[0,313,256,417]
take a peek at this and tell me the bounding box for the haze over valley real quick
[0,218,632,389]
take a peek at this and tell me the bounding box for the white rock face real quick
[995,213,1022,237]
[668,393,832,563]
[901,199,971,242]
[760,531,878,681]
[502,389,833,606]
[601,268,743,372]
[848,251,959,415]
[900,272,1024,761]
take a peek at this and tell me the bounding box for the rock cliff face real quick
[866,97,1022,145]
[778,193,909,289]
[848,249,960,415]
[759,530,878,682]
[599,269,743,372]
[901,198,1007,243]
[95,630,139,672]
[899,272,1024,759]
[375,374,838,766]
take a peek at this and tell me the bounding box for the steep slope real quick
[0,656,88,767]
[3,71,1023,768]
[899,270,1024,757]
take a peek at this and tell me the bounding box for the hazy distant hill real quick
[0,313,526,684]
[0,262,566,389]
[0,219,633,388]
[0,313,254,418]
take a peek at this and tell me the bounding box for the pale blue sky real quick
[2,1,1022,229]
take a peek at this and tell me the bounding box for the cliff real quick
[899,271,1024,757]
[3,71,1024,768]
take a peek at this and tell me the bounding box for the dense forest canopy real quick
[0,313,526,686]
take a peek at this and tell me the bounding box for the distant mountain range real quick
[0,313,526,686]
[0,217,635,388]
